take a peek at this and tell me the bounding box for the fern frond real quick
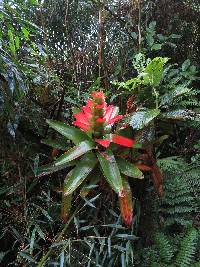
[155,233,174,263]
[165,217,193,227]
[191,261,200,267]
[175,228,198,267]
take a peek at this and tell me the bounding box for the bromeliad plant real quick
[38,91,163,226]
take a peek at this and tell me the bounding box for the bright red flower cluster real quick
[73,91,135,148]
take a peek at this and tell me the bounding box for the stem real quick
[153,87,159,109]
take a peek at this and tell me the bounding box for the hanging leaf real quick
[130,109,160,130]
[117,158,143,179]
[119,177,133,227]
[47,120,91,144]
[54,140,94,166]
[97,149,123,195]
[64,152,97,195]
[160,86,191,107]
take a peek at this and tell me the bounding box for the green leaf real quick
[54,140,94,166]
[8,30,16,55]
[151,43,162,51]
[142,57,169,87]
[15,36,20,50]
[41,138,69,150]
[130,109,160,130]
[97,149,123,194]
[160,86,191,107]
[182,59,191,71]
[117,158,143,179]
[47,120,91,144]
[37,160,76,177]
[64,152,97,195]
[22,27,30,40]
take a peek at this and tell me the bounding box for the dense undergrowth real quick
[0,0,200,266]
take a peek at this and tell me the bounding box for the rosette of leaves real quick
[38,91,147,226]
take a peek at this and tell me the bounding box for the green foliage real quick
[1,0,200,266]
[154,232,174,263]
[175,228,198,267]
[147,228,199,267]
[157,157,200,226]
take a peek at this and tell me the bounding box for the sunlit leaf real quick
[97,149,123,194]
[130,109,160,130]
[64,152,97,195]
[142,57,169,87]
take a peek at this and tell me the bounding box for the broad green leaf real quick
[142,57,169,87]
[54,140,94,166]
[37,160,76,177]
[97,149,123,194]
[47,120,91,144]
[117,158,143,179]
[160,86,191,107]
[130,109,160,130]
[61,191,72,223]
[41,138,69,150]
[64,152,97,195]
[161,109,199,121]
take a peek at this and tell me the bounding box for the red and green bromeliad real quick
[39,91,163,227]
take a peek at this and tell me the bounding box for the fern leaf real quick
[155,233,174,263]
[175,228,198,267]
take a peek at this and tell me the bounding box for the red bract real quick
[73,91,135,148]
